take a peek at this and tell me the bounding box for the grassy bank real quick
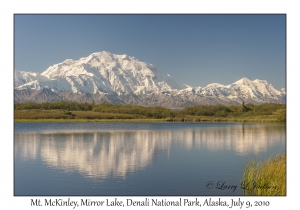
[14,110,283,123]
[14,102,286,123]
[14,118,167,123]
[242,153,286,196]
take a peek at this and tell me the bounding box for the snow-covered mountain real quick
[177,77,285,104]
[14,51,286,106]
[14,70,47,87]
[17,51,184,95]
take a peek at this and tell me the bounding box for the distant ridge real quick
[14,51,285,107]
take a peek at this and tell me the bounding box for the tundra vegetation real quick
[14,101,286,122]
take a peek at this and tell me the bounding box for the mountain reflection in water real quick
[15,124,285,180]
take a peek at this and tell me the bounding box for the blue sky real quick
[14,14,286,89]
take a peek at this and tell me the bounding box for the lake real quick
[14,122,285,196]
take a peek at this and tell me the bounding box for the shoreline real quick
[14,118,284,123]
[14,103,285,123]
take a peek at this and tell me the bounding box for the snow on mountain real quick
[14,51,285,105]
[14,70,46,87]
[177,77,285,104]
[230,77,283,101]
[34,51,184,95]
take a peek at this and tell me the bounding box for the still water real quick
[14,122,285,196]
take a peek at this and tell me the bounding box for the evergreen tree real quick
[242,101,251,113]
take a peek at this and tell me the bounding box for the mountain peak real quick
[91,51,112,56]
[205,83,225,88]
[31,51,184,95]
[234,77,252,85]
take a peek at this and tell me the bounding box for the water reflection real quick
[15,124,285,179]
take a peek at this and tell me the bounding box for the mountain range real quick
[14,51,286,107]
